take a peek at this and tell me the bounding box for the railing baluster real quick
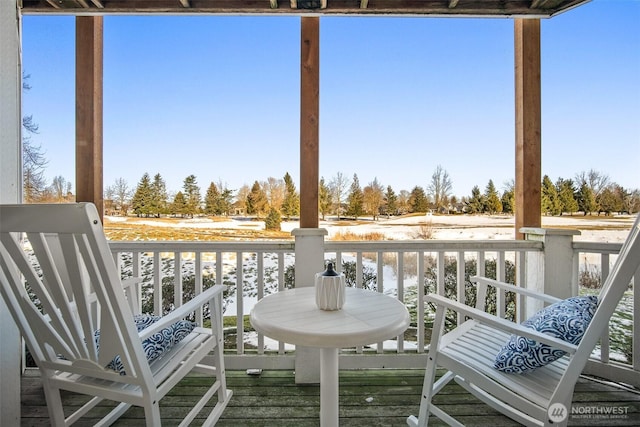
[195,251,203,325]
[516,250,526,323]
[377,250,385,353]
[496,251,505,318]
[417,250,425,352]
[437,251,445,297]
[600,253,611,364]
[153,251,162,316]
[456,250,465,325]
[236,251,244,355]
[174,251,182,309]
[257,251,265,355]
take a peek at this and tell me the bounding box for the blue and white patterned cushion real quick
[494,296,598,374]
[94,314,196,375]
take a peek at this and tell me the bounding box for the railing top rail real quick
[108,239,542,252]
[573,241,624,254]
[108,241,295,251]
[325,240,543,251]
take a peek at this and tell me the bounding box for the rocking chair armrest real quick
[471,276,563,305]
[138,285,227,340]
[121,276,143,291]
[425,293,578,354]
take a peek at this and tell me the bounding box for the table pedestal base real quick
[320,347,339,427]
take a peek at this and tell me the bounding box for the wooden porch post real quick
[76,16,104,221]
[0,1,23,423]
[514,19,541,239]
[300,16,320,229]
[293,16,323,385]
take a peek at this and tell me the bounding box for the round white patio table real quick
[250,286,410,427]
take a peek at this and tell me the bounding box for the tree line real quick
[97,166,639,223]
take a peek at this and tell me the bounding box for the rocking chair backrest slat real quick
[0,236,77,362]
[28,232,92,360]
[0,203,151,382]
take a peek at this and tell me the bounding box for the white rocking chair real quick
[408,215,640,427]
[0,203,232,426]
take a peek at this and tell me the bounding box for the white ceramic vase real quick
[315,263,346,311]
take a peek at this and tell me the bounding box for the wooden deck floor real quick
[20,368,640,426]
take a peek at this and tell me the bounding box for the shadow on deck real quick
[20,368,640,426]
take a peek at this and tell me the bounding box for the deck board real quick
[20,369,640,426]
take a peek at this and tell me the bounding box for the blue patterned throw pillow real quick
[494,296,598,374]
[94,314,196,375]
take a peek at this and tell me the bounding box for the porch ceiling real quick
[20,0,590,18]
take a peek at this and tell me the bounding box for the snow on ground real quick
[106,213,636,243]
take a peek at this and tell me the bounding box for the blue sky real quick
[21,0,639,199]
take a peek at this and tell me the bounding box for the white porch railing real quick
[107,236,637,385]
[572,241,640,386]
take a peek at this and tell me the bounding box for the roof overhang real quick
[20,0,591,18]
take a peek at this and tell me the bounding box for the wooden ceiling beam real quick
[44,0,61,8]
[290,0,327,9]
[21,0,590,17]
[531,0,559,8]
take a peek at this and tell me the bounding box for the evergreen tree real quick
[131,173,153,217]
[171,191,188,217]
[204,182,220,215]
[318,177,332,220]
[281,172,300,220]
[383,185,398,217]
[182,175,201,218]
[483,180,503,214]
[219,188,234,216]
[151,173,168,217]
[346,174,365,219]
[541,175,561,215]
[466,185,485,214]
[556,178,578,215]
[409,186,429,213]
[246,181,268,218]
[264,207,282,231]
[597,187,620,216]
[576,182,598,215]
[501,190,514,214]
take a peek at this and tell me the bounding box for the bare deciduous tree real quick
[428,164,453,212]
[330,172,350,220]
[363,177,384,220]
